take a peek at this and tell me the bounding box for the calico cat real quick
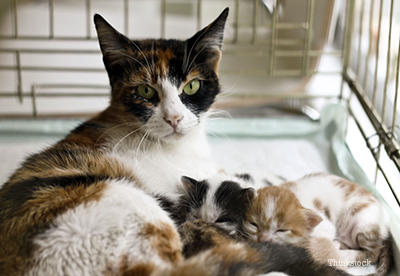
[0,9,229,275]
[243,172,393,276]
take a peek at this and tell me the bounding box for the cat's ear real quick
[242,187,256,202]
[181,176,198,191]
[94,14,132,69]
[303,208,323,232]
[185,8,229,73]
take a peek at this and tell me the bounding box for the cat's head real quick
[94,9,228,143]
[243,186,322,245]
[179,174,255,235]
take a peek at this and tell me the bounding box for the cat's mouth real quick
[164,130,185,139]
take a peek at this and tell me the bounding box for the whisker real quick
[207,108,232,119]
[136,131,149,158]
[115,51,152,81]
[184,29,209,74]
[95,121,139,146]
[186,39,214,75]
[156,139,183,171]
[130,40,152,76]
[112,126,145,152]
[151,40,156,75]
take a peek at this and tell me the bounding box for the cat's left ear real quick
[303,208,323,232]
[185,8,229,73]
[181,176,198,192]
[94,14,133,72]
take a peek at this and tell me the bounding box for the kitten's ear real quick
[242,188,256,202]
[181,176,198,191]
[303,208,323,232]
[185,8,229,73]
[94,14,132,68]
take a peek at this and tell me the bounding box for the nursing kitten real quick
[176,173,256,233]
[178,220,352,276]
[0,9,229,275]
[168,175,352,276]
[107,220,350,276]
[243,173,393,276]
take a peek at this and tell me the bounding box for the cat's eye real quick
[250,222,259,229]
[137,85,156,99]
[183,80,200,95]
[276,229,289,233]
[215,216,235,224]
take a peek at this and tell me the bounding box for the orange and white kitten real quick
[243,173,393,275]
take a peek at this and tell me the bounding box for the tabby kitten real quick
[243,173,393,276]
[0,9,229,275]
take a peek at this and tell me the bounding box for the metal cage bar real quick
[342,0,400,184]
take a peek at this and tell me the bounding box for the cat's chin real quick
[160,131,186,143]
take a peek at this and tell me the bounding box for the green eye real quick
[183,80,200,95]
[137,85,156,99]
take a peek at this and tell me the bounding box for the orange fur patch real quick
[251,186,311,241]
[335,178,372,200]
[140,222,183,264]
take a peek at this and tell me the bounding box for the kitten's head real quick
[179,174,255,235]
[243,186,322,245]
[94,9,228,143]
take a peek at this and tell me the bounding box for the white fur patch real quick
[28,179,176,276]
[145,78,199,141]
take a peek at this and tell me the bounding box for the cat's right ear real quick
[185,8,229,73]
[243,188,256,202]
[181,176,198,191]
[303,208,323,232]
[94,14,132,69]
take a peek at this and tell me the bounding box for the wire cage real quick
[0,0,400,273]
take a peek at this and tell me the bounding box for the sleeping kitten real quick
[167,175,352,276]
[243,173,393,276]
[0,9,229,276]
[107,220,351,276]
[177,219,352,276]
[175,173,256,233]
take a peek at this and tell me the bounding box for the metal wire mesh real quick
[0,0,399,203]
[0,0,339,116]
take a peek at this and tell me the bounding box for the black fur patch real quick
[263,179,274,186]
[71,122,103,132]
[1,174,110,219]
[187,180,209,209]
[214,181,254,223]
[235,173,254,183]
[124,92,157,123]
[154,194,187,225]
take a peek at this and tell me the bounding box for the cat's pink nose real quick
[258,232,271,243]
[164,114,183,130]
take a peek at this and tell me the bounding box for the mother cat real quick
[0,9,227,275]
